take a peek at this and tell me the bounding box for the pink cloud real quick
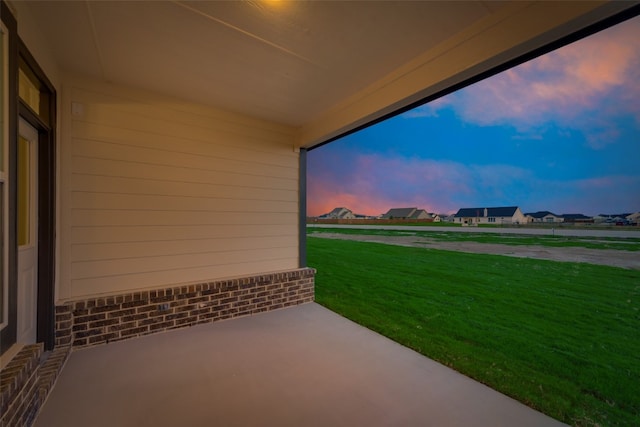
[412,17,640,149]
[308,147,640,217]
[307,153,532,217]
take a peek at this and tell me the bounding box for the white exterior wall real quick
[457,208,527,225]
[542,215,563,223]
[58,76,299,301]
[511,208,527,224]
[528,215,561,223]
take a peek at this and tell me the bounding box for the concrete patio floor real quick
[35,303,565,427]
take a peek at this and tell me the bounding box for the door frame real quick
[18,42,56,351]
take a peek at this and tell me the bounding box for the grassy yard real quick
[308,237,640,427]
[309,228,640,251]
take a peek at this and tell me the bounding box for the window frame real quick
[1,21,8,331]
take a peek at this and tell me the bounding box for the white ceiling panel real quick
[23,1,496,125]
[19,0,638,139]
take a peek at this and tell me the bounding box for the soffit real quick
[22,1,502,126]
[18,1,638,147]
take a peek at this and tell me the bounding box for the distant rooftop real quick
[455,206,519,217]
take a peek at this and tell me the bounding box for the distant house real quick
[594,213,633,224]
[380,207,438,221]
[525,211,563,223]
[353,213,372,220]
[319,207,356,220]
[382,207,419,219]
[626,212,640,225]
[561,213,593,223]
[439,214,455,222]
[454,206,526,225]
[593,214,608,223]
[409,209,431,220]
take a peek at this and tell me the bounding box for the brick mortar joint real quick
[56,268,315,349]
[59,268,315,309]
[0,344,44,423]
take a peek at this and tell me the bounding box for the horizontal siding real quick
[71,247,299,280]
[60,79,300,300]
[70,210,297,227]
[70,224,295,244]
[70,88,294,152]
[73,158,297,198]
[71,122,299,171]
[72,137,298,184]
[70,236,297,262]
[71,260,297,298]
[70,193,296,212]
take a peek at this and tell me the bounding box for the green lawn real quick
[308,228,640,251]
[308,237,640,427]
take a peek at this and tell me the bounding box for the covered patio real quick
[35,303,564,427]
[2,1,638,425]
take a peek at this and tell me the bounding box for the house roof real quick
[597,213,633,218]
[455,206,519,218]
[328,207,349,215]
[382,208,417,219]
[20,1,635,148]
[320,207,353,218]
[525,211,559,218]
[561,214,592,220]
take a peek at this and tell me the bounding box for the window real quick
[488,217,495,223]
[18,68,39,115]
[18,58,50,124]
[17,134,29,246]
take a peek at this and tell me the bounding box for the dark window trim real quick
[0,0,18,355]
[19,47,54,126]
[308,4,640,152]
[18,37,57,351]
[298,148,307,267]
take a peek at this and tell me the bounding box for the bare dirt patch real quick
[311,233,640,270]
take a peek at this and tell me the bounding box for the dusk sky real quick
[307,16,640,218]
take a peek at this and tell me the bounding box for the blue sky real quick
[307,15,640,217]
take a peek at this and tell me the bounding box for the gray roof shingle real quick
[382,207,417,219]
[454,206,519,218]
[525,211,558,218]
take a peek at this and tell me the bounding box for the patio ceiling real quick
[19,1,638,147]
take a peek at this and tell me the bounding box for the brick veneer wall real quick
[55,268,315,349]
[0,344,70,427]
[1,344,42,426]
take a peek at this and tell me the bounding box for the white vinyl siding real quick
[59,78,299,300]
